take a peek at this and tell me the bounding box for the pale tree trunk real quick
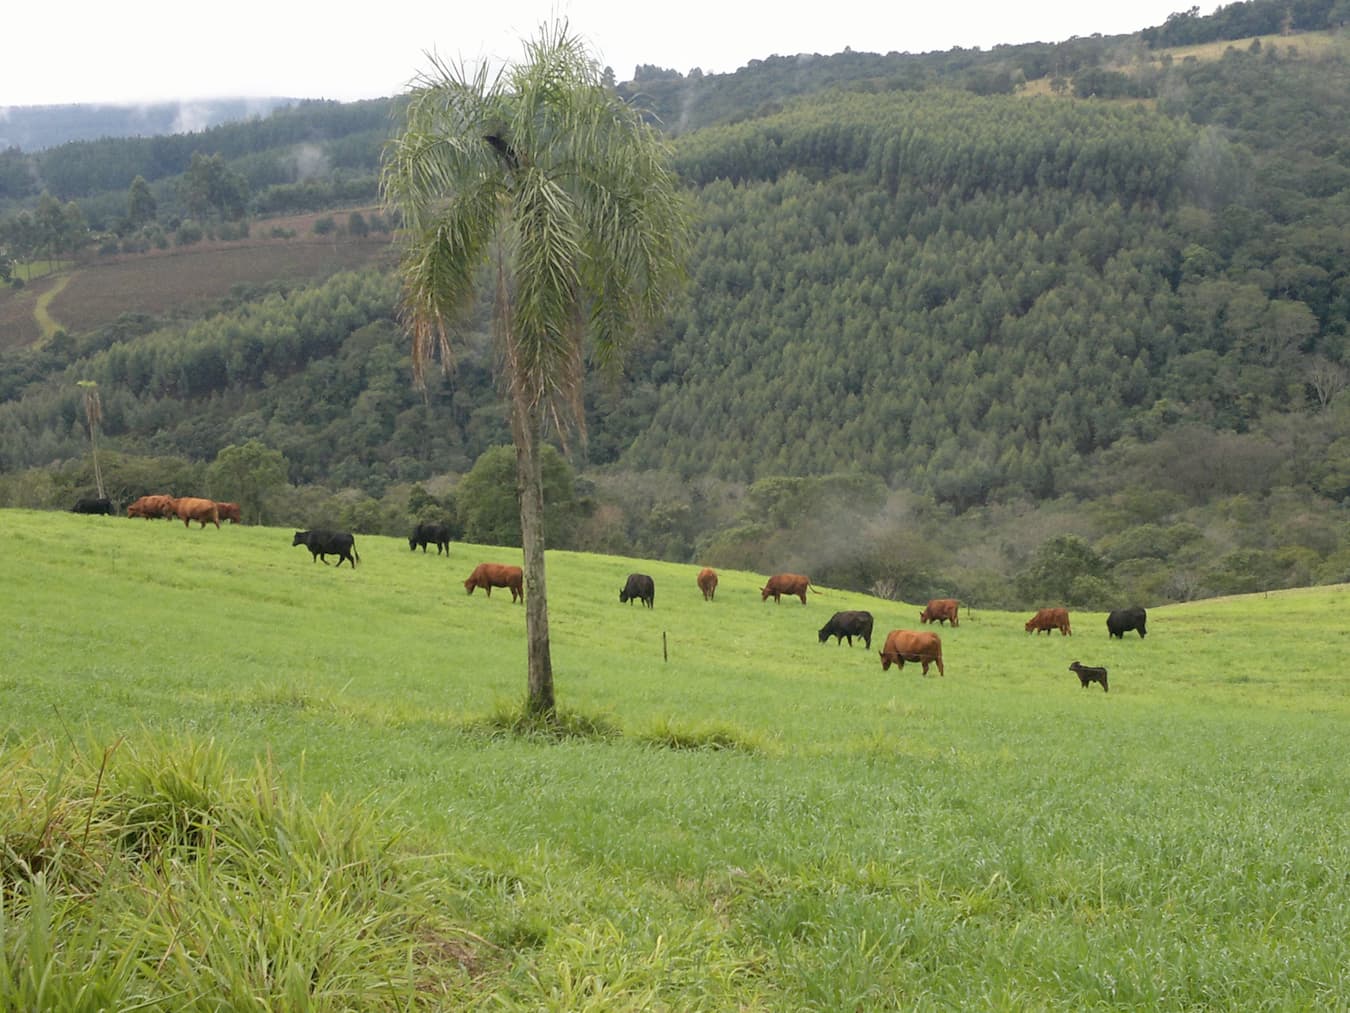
[90,426,105,499]
[515,407,556,715]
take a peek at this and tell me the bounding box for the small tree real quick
[456,445,579,547]
[128,175,157,228]
[1017,534,1112,606]
[180,152,249,222]
[208,440,289,524]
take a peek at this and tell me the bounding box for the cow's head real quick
[291,531,307,547]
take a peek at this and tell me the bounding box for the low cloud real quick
[292,143,330,181]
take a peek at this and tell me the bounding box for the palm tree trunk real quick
[90,427,105,499]
[516,411,556,715]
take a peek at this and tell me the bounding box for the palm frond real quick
[383,17,690,422]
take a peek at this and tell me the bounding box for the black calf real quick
[1069,661,1108,693]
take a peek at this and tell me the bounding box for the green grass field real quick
[3,508,1348,1009]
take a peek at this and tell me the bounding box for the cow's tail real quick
[352,542,361,566]
[809,584,822,594]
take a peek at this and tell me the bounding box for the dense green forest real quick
[2,0,1349,609]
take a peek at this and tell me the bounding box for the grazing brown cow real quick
[127,494,176,519]
[878,629,944,677]
[215,501,242,524]
[1025,607,1072,636]
[696,567,718,601]
[464,563,524,603]
[761,573,817,604]
[172,497,220,529]
[919,598,960,627]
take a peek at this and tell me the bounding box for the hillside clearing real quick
[0,211,393,348]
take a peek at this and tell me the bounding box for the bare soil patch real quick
[52,237,392,331]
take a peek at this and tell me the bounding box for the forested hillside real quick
[2,1,1349,608]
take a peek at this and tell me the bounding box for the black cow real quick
[619,572,655,608]
[408,522,452,555]
[72,497,114,515]
[1106,606,1147,639]
[818,610,874,649]
[1069,661,1109,693]
[292,529,359,568]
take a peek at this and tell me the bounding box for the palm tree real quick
[382,22,691,715]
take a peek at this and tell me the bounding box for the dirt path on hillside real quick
[34,273,72,339]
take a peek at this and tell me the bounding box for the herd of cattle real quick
[74,494,243,526]
[74,497,1143,691]
[609,569,1139,691]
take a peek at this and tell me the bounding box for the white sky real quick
[2,1,1192,108]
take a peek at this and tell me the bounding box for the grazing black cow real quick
[1106,606,1147,639]
[818,610,874,649]
[72,497,114,515]
[408,522,452,555]
[1069,661,1109,693]
[619,572,655,608]
[292,529,359,568]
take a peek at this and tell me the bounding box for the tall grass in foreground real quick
[1,736,483,1010]
[3,509,1349,1008]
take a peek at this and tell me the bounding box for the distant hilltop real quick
[0,97,302,152]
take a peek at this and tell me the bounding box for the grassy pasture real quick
[3,507,1348,1009]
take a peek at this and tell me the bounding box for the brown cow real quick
[172,497,220,529]
[464,563,524,603]
[761,573,817,604]
[127,494,176,519]
[696,567,718,601]
[879,629,944,677]
[1025,607,1072,636]
[919,598,960,627]
[215,501,242,524]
